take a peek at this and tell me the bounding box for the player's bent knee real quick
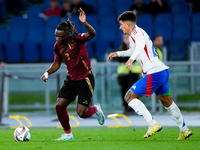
[124,90,132,103]
[77,109,87,118]
[56,98,70,107]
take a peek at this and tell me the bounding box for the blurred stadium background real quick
[0,0,200,119]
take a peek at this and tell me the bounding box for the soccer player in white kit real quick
[107,11,192,140]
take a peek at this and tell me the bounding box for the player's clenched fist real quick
[42,72,48,82]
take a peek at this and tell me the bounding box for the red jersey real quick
[54,33,92,81]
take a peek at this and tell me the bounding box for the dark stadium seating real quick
[44,27,56,42]
[5,42,22,63]
[172,14,190,27]
[68,15,82,32]
[9,16,27,43]
[154,13,172,27]
[86,41,93,60]
[95,39,110,61]
[41,41,55,62]
[98,3,114,17]
[27,17,44,30]
[46,16,62,29]
[168,41,188,60]
[1,0,200,62]
[23,42,39,62]
[0,27,8,44]
[99,15,116,43]
[10,27,26,43]
[170,1,188,15]
[172,24,191,41]
[115,0,132,6]
[115,5,130,17]
[27,17,44,43]
[154,24,172,41]
[137,13,154,38]
[192,13,200,26]
[27,5,43,18]
[27,27,44,43]
[191,26,200,41]
[80,14,98,42]
[137,13,154,27]
[0,0,6,23]
[0,43,3,62]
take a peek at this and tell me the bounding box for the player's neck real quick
[128,25,136,35]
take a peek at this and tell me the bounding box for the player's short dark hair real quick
[56,17,77,34]
[117,11,137,23]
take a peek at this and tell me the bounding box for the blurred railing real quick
[1,42,200,116]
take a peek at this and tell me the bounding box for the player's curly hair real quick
[56,16,77,34]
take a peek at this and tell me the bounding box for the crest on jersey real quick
[68,43,72,49]
[132,29,137,35]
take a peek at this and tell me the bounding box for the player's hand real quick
[42,72,48,82]
[107,52,118,61]
[126,59,134,70]
[78,7,86,24]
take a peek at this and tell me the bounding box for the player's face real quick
[119,21,129,35]
[55,29,69,45]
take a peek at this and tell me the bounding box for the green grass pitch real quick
[0,127,200,150]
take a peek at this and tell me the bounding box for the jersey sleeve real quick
[116,48,133,57]
[53,43,62,62]
[76,33,87,41]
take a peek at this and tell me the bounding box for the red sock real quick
[82,106,98,118]
[55,105,71,134]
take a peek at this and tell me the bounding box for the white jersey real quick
[116,25,169,74]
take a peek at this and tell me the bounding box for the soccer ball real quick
[13,126,31,142]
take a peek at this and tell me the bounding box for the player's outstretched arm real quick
[78,7,96,41]
[107,52,118,61]
[42,61,61,82]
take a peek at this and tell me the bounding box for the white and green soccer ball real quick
[13,126,31,142]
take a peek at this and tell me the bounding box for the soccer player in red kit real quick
[42,8,105,141]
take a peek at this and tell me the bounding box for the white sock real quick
[128,99,156,124]
[165,101,186,130]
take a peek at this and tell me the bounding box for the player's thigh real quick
[134,70,168,97]
[155,69,170,96]
[57,79,77,105]
[76,74,95,108]
[130,76,149,97]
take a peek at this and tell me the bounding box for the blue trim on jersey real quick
[132,26,136,32]
[152,44,158,57]
[148,36,158,57]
